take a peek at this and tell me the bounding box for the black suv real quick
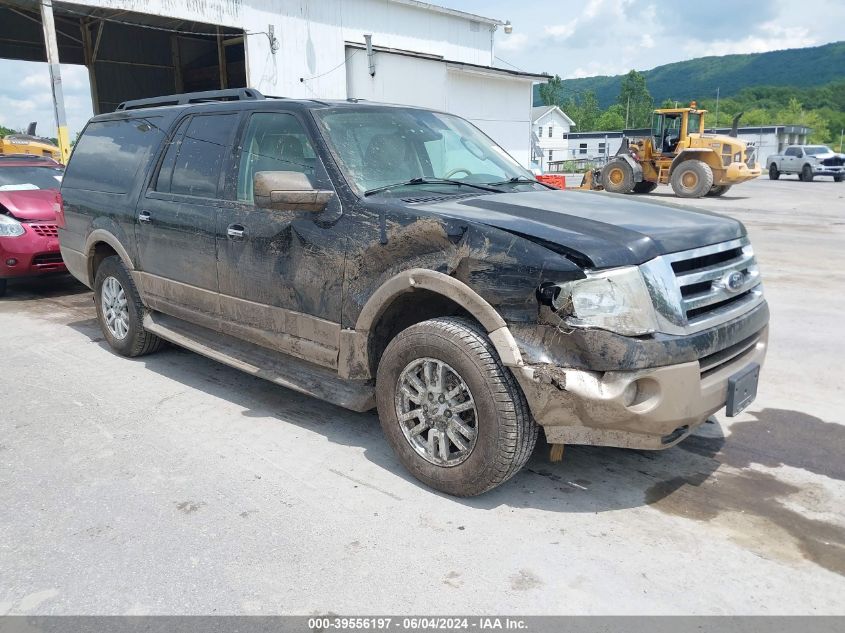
[59,88,769,496]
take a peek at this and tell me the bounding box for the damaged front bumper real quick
[511,321,769,451]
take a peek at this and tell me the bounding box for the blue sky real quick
[1,0,842,138]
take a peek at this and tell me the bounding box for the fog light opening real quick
[623,377,661,411]
[6,258,17,266]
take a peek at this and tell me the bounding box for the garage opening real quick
[0,0,246,114]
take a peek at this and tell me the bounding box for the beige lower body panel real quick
[134,271,340,369]
[515,327,768,450]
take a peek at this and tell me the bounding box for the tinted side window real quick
[170,113,238,198]
[154,118,190,193]
[236,113,318,202]
[63,117,164,193]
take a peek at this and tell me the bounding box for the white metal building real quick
[530,105,575,171]
[0,0,545,166]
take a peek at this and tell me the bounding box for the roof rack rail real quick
[116,88,265,111]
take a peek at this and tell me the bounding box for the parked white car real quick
[767,145,845,182]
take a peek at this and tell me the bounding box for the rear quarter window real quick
[63,117,164,193]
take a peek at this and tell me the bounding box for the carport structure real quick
[0,0,247,160]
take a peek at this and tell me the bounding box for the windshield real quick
[315,107,534,194]
[0,165,64,191]
[804,146,832,156]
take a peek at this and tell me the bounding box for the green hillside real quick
[533,42,845,108]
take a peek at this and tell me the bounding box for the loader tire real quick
[602,159,635,194]
[706,185,731,197]
[671,160,713,198]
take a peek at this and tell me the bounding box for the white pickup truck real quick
[767,145,844,182]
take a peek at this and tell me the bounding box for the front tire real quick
[706,185,731,197]
[768,164,780,180]
[834,175,843,183]
[0,278,6,298]
[94,256,162,357]
[601,159,635,194]
[670,160,714,198]
[375,317,538,496]
[802,164,814,182]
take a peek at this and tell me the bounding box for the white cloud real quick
[474,0,844,87]
[0,61,93,138]
[689,23,819,57]
[497,32,527,52]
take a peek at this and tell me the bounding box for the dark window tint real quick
[154,117,190,193]
[169,113,238,198]
[63,117,163,193]
[236,113,318,202]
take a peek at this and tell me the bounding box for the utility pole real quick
[840,128,843,152]
[625,96,630,129]
[40,0,71,163]
[715,87,720,126]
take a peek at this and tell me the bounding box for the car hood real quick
[0,189,58,221]
[414,189,745,268]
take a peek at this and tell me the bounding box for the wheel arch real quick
[340,269,523,380]
[84,229,135,287]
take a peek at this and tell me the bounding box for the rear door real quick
[135,111,240,330]
[215,110,346,369]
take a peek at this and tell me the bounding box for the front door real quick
[135,111,240,330]
[216,111,347,369]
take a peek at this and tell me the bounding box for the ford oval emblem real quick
[724,271,745,292]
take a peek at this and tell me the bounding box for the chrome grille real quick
[640,237,765,335]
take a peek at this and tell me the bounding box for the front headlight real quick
[551,267,658,336]
[0,214,25,237]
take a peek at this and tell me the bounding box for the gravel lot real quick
[1,177,844,615]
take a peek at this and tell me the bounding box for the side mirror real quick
[253,171,333,212]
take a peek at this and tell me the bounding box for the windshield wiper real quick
[363,177,504,197]
[486,176,539,186]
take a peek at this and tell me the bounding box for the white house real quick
[0,0,547,166]
[531,105,576,171]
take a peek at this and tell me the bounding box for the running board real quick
[142,312,375,412]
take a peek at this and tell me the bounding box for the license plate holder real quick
[726,363,760,417]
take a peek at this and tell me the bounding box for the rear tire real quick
[802,164,814,182]
[632,181,658,194]
[375,317,538,496]
[94,256,163,357]
[670,160,714,198]
[601,159,635,194]
[706,185,731,197]
[768,164,780,180]
[0,278,6,298]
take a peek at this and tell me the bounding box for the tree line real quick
[539,71,845,147]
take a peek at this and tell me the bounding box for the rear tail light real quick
[53,192,65,228]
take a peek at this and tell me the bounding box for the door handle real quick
[227,224,245,240]
[138,210,152,224]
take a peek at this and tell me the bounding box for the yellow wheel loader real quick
[586,104,760,198]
